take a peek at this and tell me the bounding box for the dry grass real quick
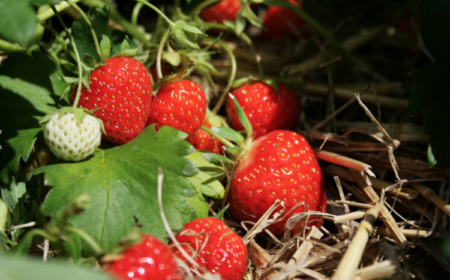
[203,26,450,278]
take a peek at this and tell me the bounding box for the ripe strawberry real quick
[149,80,207,139]
[43,111,102,161]
[106,234,182,280]
[262,0,309,40]
[200,0,241,24]
[226,82,300,139]
[171,217,247,280]
[188,119,225,154]
[228,130,326,236]
[72,56,153,145]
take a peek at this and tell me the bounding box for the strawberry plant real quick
[1,0,449,279]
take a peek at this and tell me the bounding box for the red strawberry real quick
[226,82,300,139]
[188,119,225,154]
[149,80,207,139]
[171,217,247,280]
[106,234,182,280]
[262,0,309,40]
[228,130,326,236]
[72,56,153,144]
[200,0,241,24]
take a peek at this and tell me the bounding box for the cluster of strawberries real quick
[73,56,207,146]
[50,1,327,280]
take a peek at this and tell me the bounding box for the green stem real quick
[199,21,263,78]
[135,0,175,28]
[66,0,102,61]
[12,229,58,257]
[82,0,152,48]
[201,126,235,148]
[191,0,220,15]
[131,1,144,27]
[42,22,68,54]
[0,39,27,53]
[36,0,82,21]
[208,39,237,115]
[65,226,103,255]
[51,5,83,108]
[156,29,170,80]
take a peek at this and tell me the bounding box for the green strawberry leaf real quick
[100,35,111,61]
[0,198,10,234]
[182,150,225,219]
[185,151,225,199]
[72,5,111,62]
[214,204,229,220]
[211,127,245,146]
[0,0,37,44]
[110,30,141,57]
[239,4,263,29]
[83,54,97,69]
[168,20,204,51]
[201,153,234,170]
[0,178,26,214]
[0,254,114,280]
[162,52,182,67]
[63,63,80,76]
[409,61,450,167]
[29,126,199,255]
[0,52,68,188]
[230,94,253,137]
[62,233,83,263]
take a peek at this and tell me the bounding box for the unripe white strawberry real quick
[43,111,102,161]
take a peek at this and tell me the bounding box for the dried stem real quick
[332,201,381,280]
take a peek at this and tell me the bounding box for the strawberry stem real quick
[50,4,84,109]
[66,0,103,62]
[36,0,82,21]
[191,0,220,15]
[135,0,175,28]
[131,1,144,27]
[198,21,264,78]
[65,226,104,255]
[201,125,236,148]
[83,0,152,48]
[0,39,27,53]
[207,38,237,115]
[156,29,170,80]
[11,229,59,257]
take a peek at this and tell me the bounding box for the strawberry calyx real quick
[136,0,206,51]
[152,64,195,95]
[40,107,106,135]
[101,227,143,263]
[200,95,255,162]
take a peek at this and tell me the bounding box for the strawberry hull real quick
[228,130,326,236]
